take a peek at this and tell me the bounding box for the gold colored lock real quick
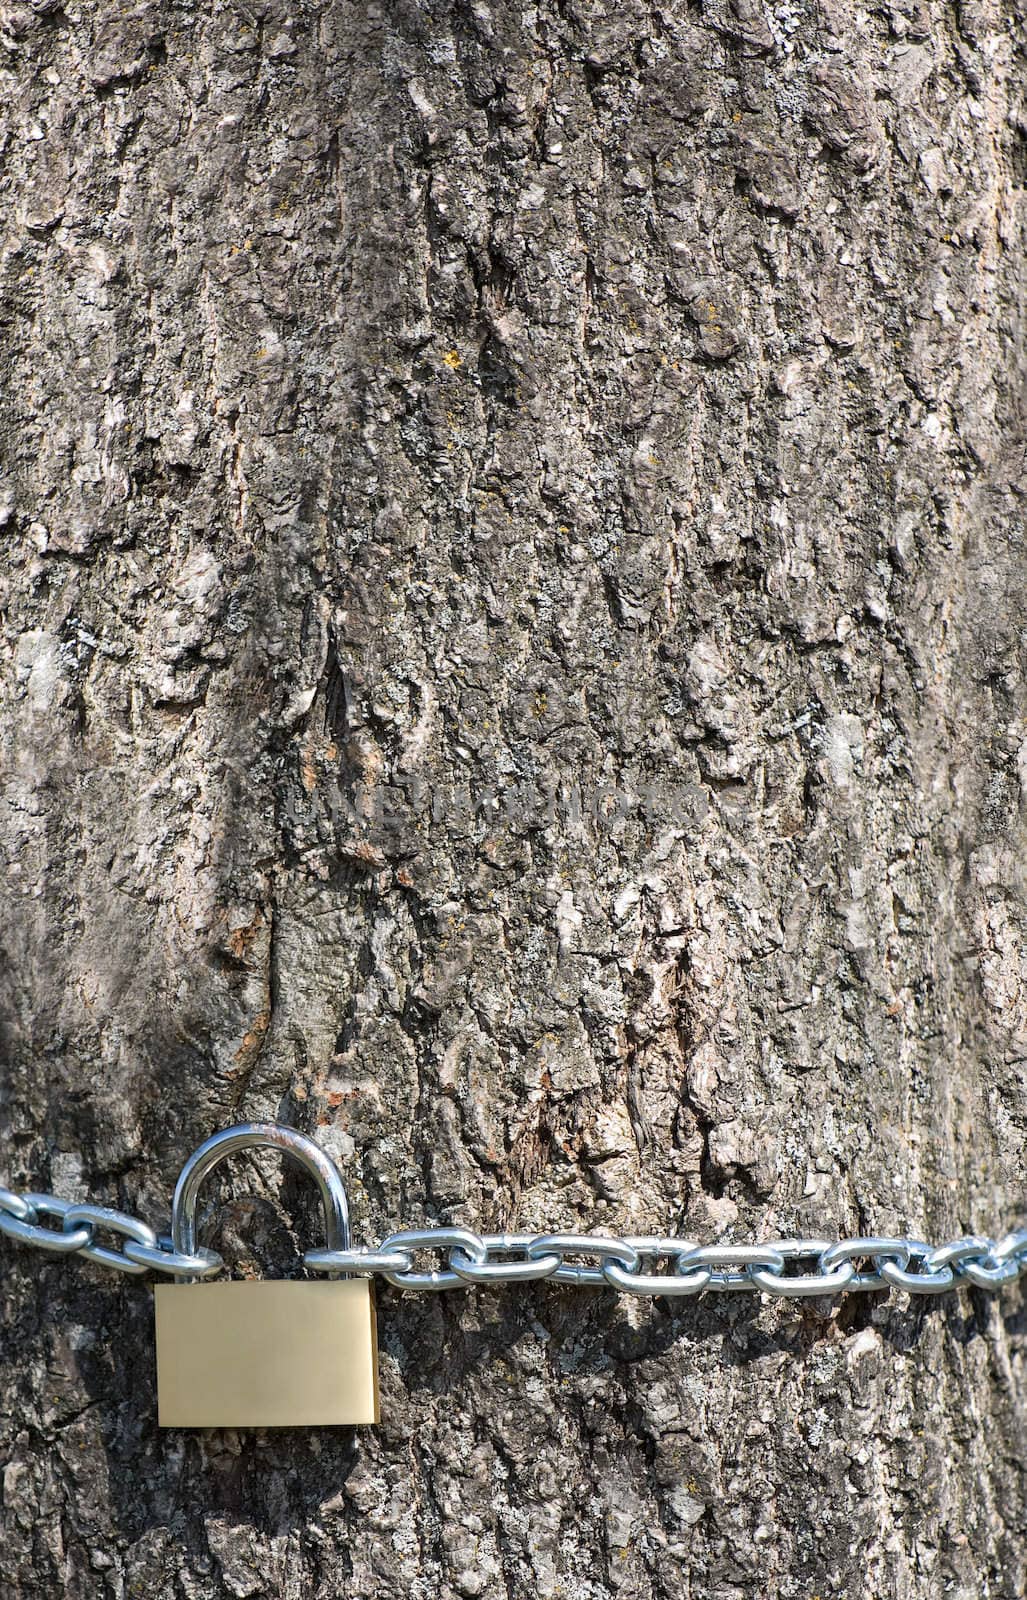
[155,1124,380,1428]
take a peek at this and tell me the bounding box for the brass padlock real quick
[155,1124,380,1428]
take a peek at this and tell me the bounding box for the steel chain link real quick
[1,1181,1026,1300]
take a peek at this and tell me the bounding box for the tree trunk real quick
[2,0,1026,1594]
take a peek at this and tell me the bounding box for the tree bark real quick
[2,0,1027,1594]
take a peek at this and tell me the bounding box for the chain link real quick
[0,1193,94,1255]
[674,1242,786,1291]
[377,1227,489,1291]
[747,1238,856,1297]
[122,1240,224,1277]
[61,1204,158,1277]
[2,1179,1027,1302]
[523,1233,641,1286]
[601,1237,711,1297]
[448,1233,564,1285]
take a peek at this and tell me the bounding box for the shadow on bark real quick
[13,1270,1020,1543]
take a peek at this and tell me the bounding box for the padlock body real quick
[155,1279,379,1427]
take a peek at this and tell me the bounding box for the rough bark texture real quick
[1,0,1027,1595]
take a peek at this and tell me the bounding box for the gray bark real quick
[2,0,1027,1595]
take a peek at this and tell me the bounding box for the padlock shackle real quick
[171,1123,351,1264]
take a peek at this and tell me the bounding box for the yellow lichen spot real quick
[442,348,462,369]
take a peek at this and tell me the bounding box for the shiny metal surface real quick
[61,1203,158,1276]
[3,1125,1027,1305]
[155,1279,380,1427]
[170,1122,351,1269]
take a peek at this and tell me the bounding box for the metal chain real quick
[3,1183,1027,1299]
